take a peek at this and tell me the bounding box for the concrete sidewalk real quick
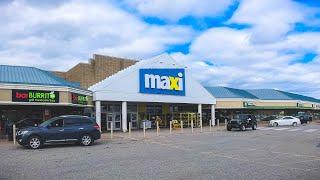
[101,125,228,141]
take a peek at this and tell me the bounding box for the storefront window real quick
[106,104,121,113]
[128,104,137,112]
[146,104,162,115]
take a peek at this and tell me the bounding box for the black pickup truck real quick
[227,114,257,131]
[297,115,312,124]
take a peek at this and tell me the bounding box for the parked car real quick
[16,115,101,149]
[269,116,301,127]
[7,118,43,141]
[297,115,312,124]
[227,114,257,131]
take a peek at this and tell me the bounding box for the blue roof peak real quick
[205,86,258,99]
[0,65,81,88]
[205,86,320,103]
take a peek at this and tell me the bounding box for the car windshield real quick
[15,118,28,125]
[39,117,60,127]
[234,115,248,120]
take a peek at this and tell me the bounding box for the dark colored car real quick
[16,115,101,149]
[297,115,312,124]
[7,118,43,141]
[227,114,257,131]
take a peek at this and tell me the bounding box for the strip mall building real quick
[0,65,92,136]
[1,54,319,134]
[87,54,320,132]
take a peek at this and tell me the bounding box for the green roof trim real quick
[245,106,314,110]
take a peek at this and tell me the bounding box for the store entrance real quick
[128,104,138,129]
[128,112,137,129]
[107,113,121,130]
[105,104,122,131]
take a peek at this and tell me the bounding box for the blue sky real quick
[0,0,320,98]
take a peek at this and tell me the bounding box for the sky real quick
[0,0,320,98]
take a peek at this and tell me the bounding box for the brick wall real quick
[53,54,137,89]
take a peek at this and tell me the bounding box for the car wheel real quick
[227,126,232,131]
[80,134,93,146]
[292,122,297,127]
[28,136,42,149]
[240,125,246,131]
[252,124,257,130]
[273,122,278,127]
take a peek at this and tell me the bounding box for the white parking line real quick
[303,129,318,133]
[288,128,302,132]
[273,128,289,131]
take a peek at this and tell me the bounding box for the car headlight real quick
[17,130,29,136]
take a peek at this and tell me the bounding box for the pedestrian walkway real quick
[101,126,225,140]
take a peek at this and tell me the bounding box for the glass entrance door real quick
[127,104,138,129]
[128,112,138,129]
[107,113,121,130]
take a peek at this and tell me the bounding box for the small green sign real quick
[72,93,89,105]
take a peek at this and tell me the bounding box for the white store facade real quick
[89,54,216,132]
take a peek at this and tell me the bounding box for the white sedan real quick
[269,116,301,127]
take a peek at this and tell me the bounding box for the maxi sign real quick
[139,68,185,96]
[12,89,59,103]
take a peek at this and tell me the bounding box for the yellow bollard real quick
[191,119,194,133]
[129,122,132,138]
[13,124,16,145]
[110,122,113,139]
[143,121,146,138]
[156,121,159,136]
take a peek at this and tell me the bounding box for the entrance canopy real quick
[89,54,216,105]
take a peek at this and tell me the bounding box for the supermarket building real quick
[89,54,216,132]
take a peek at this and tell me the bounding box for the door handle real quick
[59,129,64,132]
[79,128,84,130]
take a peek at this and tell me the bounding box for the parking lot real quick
[0,123,319,180]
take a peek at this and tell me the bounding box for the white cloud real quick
[0,0,320,98]
[0,0,195,70]
[228,0,318,43]
[124,0,235,21]
[172,26,320,98]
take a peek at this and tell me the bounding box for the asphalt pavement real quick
[0,123,319,180]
